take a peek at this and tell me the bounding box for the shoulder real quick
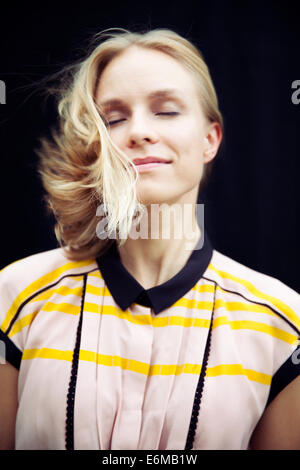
[0,247,99,361]
[205,249,300,333]
[205,249,300,410]
[0,247,98,327]
[0,247,98,291]
[0,248,97,369]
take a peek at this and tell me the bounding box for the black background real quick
[0,0,299,292]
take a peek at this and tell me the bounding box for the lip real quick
[133,156,172,165]
[134,161,171,173]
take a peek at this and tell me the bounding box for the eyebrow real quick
[97,88,186,111]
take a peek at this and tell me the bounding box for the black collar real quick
[96,232,213,315]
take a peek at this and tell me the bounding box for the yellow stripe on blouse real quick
[21,347,271,385]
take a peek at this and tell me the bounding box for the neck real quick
[117,202,201,289]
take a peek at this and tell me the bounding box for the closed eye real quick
[106,112,179,126]
[156,112,179,116]
[106,118,126,126]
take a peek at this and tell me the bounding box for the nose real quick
[126,112,159,148]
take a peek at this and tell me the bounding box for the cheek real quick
[171,126,205,180]
[170,125,205,162]
[169,118,204,146]
[107,129,123,148]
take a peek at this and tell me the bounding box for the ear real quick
[203,122,223,163]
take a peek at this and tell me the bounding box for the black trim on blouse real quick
[266,344,300,407]
[96,231,213,315]
[0,329,22,370]
[65,273,87,450]
[185,280,216,450]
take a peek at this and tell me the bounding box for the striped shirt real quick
[0,233,299,450]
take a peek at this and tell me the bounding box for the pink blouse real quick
[0,235,299,449]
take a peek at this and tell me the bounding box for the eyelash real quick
[157,112,179,117]
[107,112,179,126]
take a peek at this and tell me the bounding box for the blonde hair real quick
[37,28,223,260]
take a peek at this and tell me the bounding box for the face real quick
[95,46,220,206]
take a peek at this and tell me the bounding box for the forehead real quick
[95,46,199,104]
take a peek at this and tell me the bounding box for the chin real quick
[137,194,174,207]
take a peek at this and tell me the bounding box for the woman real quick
[0,28,299,450]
